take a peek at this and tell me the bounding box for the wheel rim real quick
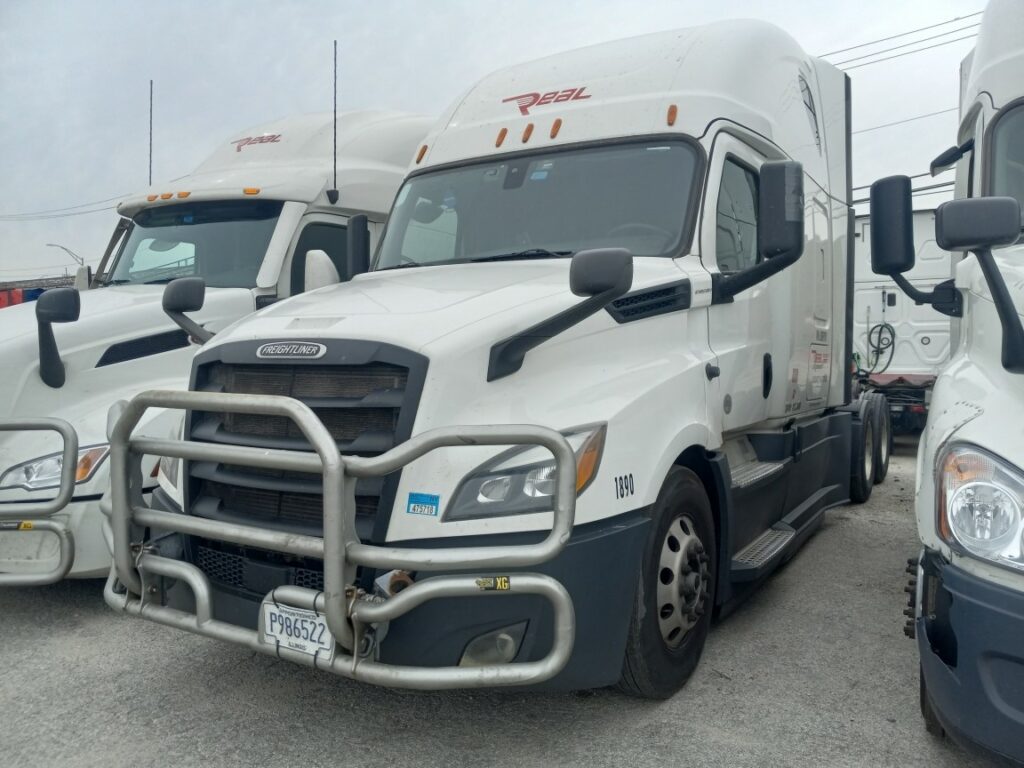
[656,515,710,649]
[863,419,874,483]
[879,411,890,466]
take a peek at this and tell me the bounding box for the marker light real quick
[550,118,563,139]
[415,145,428,164]
[522,123,534,143]
[146,194,158,202]
[243,187,261,195]
[159,193,173,200]
[667,104,678,126]
[176,191,190,198]
[495,128,508,148]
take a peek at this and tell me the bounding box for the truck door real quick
[702,137,772,433]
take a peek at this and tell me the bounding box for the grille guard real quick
[0,418,78,586]
[105,389,578,689]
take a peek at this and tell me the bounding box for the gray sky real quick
[0,0,981,282]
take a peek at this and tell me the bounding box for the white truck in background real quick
[853,209,951,433]
[868,0,1024,762]
[0,111,431,585]
[105,20,890,697]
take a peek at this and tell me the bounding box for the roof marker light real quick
[550,118,562,139]
[146,195,158,202]
[243,187,260,195]
[177,191,190,199]
[495,128,508,147]
[159,193,173,200]
[522,123,534,143]
[667,105,678,127]
[416,144,428,164]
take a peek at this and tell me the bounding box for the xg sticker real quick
[476,576,511,591]
[406,493,440,516]
[614,473,635,500]
[0,521,32,531]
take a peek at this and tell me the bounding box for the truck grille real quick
[184,344,427,559]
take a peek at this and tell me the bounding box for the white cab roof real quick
[961,0,1024,116]
[118,111,433,218]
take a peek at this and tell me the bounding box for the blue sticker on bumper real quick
[407,493,440,516]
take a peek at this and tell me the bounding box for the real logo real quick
[231,134,282,152]
[256,341,327,359]
[502,87,591,116]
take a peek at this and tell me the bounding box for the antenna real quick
[148,79,154,186]
[326,40,340,205]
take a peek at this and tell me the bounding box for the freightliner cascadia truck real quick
[869,0,1024,761]
[103,20,890,697]
[0,111,431,585]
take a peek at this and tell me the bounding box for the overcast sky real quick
[0,0,981,282]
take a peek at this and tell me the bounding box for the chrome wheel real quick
[656,515,710,649]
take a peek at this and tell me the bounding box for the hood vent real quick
[96,329,190,367]
[606,279,691,323]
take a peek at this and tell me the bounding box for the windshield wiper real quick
[143,276,185,284]
[467,248,573,263]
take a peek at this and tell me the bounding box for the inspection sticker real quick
[406,493,440,517]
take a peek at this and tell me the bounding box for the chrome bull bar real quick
[105,389,577,689]
[0,418,78,586]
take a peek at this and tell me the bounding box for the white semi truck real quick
[868,0,1024,762]
[0,111,431,585]
[853,210,951,433]
[103,20,890,696]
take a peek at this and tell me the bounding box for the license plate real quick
[891,405,905,412]
[259,601,335,660]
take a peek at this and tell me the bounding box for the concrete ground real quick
[0,437,995,768]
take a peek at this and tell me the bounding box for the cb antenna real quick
[148,79,154,185]
[326,40,340,205]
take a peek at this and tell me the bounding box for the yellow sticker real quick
[18,521,33,531]
[475,576,511,592]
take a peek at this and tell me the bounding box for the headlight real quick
[446,424,605,521]
[938,444,1024,571]
[0,444,110,491]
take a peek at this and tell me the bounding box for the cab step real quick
[729,459,786,489]
[730,527,795,581]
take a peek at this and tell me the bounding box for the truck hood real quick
[206,259,687,355]
[0,285,254,480]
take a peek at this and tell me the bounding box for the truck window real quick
[991,104,1024,229]
[109,200,283,288]
[715,160,759,274]
[376,140,701,269]
[290,222,348,293]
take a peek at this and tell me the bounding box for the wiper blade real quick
[467,248,573,263]
[143,277,183,284]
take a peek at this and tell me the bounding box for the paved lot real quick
[0,438,994,768]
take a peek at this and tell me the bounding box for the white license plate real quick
[259,602,335,660]
[891,405,905,412]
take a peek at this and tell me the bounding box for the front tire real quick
[850,401,875,504]
[865,393,891,484]
[618,467,716,699]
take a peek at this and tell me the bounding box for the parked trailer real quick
[105,20,889,696]
[852,210,952,433]
[0,111,432,586]
[868,0,1024,761]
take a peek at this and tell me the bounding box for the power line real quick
[852,180,954,205]
[0,205,116,222]
[0,194,127,219]
[820,11,983,57]
[833,23,979,67]
[841,34,978,71]
[852,171,945,191]
[852,107,959,136]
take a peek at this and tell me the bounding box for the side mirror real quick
[304,249,340,292]
[869,175,915,275]
[569,248,633,297]
[716,160,804,300]
[935,197,1021,252]
[162,277,212,344]
[930,138,973,176]
[36,287,80,388]
[757,161,805,261]
[73,264,93,291]
[346,214,370,278]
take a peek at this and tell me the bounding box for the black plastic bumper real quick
[153,485,650,690]
[918,549,1024,764]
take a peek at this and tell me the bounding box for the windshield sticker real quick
[407,493,440,517]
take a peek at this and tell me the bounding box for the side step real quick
[729,460,786,490]
[730,527,795,582]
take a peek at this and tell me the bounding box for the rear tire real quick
[849,402,875,504]
[618,467,716,699]
[866,393,891,484]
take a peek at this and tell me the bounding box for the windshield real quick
[375,140,701,269]
[109,200,283,287]
[992,104,1024,229]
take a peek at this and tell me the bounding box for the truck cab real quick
[0,111,432,584]
[105,20,887,696]
[867,0,1024,761]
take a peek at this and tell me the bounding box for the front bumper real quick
[0,496,109,579]
[918,549,1024,764]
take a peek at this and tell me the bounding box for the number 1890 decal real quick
[614,473,635,499]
